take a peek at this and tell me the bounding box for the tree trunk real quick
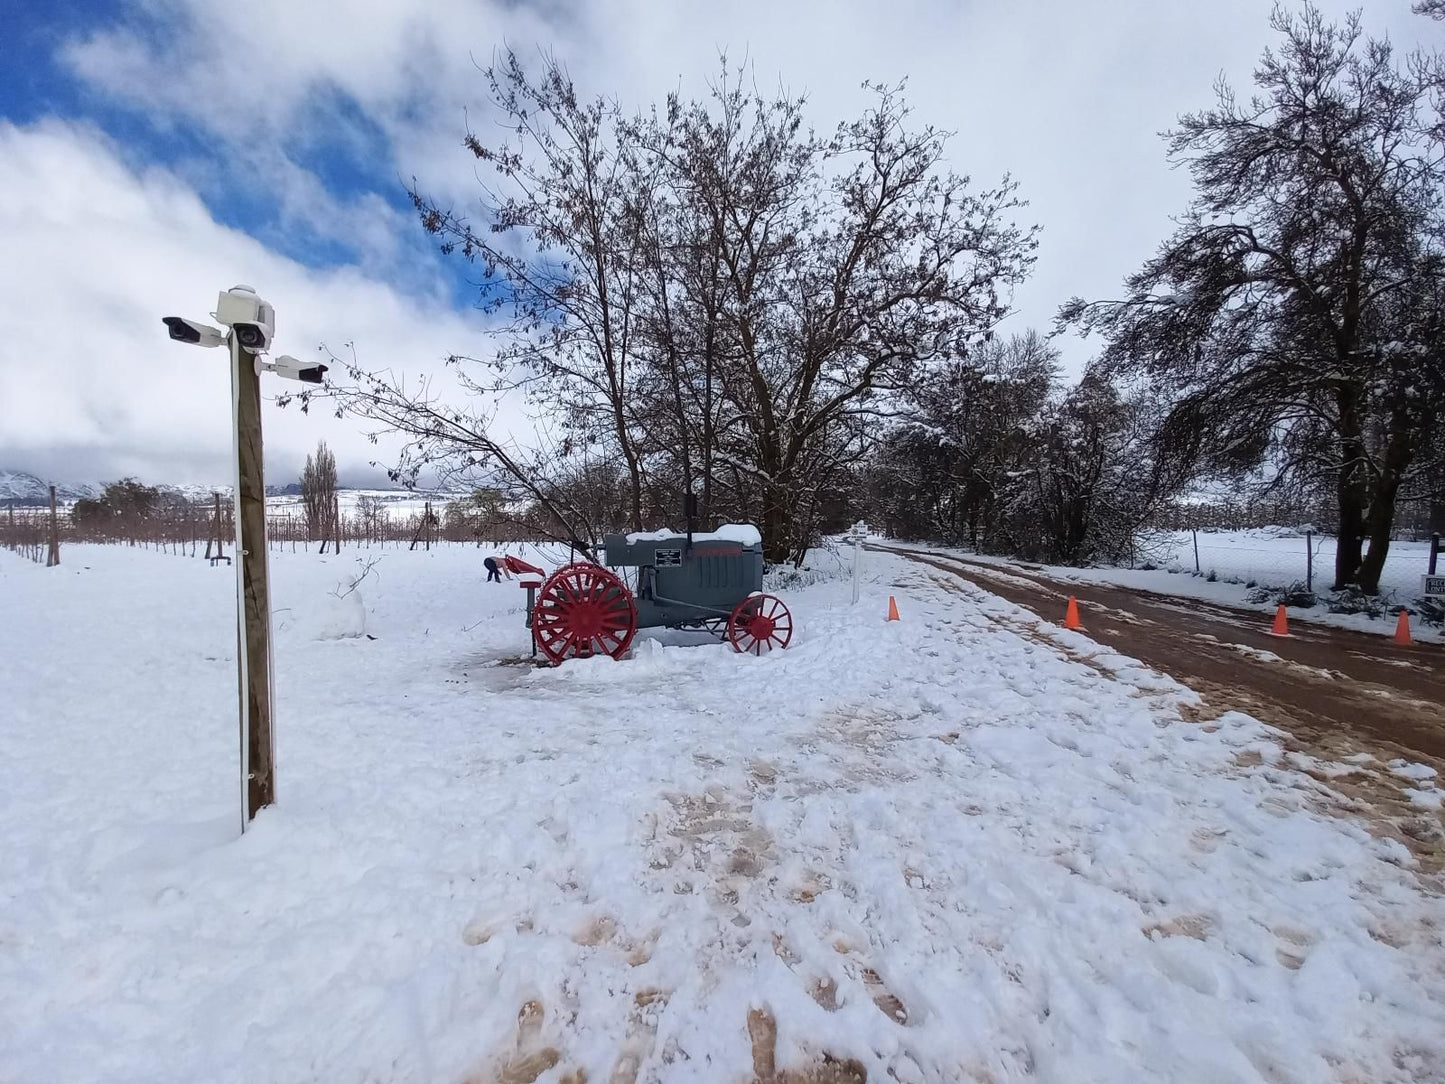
[1354,416,1416,594]
[1334,481,1365,589]
[1332,389,1368,590]
[761,487,791,565]
[1356,495,1396,595]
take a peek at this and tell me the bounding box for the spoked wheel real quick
[532,562,638,665]
[726,593,793,656]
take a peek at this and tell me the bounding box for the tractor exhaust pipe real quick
[683,491,699,550]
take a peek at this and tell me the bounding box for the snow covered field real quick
[3,544,1443,1082]
[1142,529,1435,601]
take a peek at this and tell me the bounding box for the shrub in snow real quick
[765,565,835,591]
[1246,581,1316,608]
[1326,586,1388,618]
[1414,596,1444,627]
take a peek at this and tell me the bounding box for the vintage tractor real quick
[517,524,793,664]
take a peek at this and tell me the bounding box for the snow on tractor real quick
[517,524,793,664]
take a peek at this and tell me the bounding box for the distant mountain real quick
[0,468,468,507]
[0,470,102,506]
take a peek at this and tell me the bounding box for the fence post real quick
[1305,530,1313,592]
[46,486,60,567]
[1192,529,1200,574]
[211,492,225,564]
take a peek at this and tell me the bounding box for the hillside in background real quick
[0,470,102,505]
[0,468,466,508]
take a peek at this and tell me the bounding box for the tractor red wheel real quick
[727,593,793,656]
[532,562,638,665]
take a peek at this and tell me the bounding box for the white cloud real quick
[58,0,1436,365]
[11,0,1437,485]
[0,119,516,487]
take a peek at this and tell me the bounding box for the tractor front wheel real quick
[532,562,638,665]
[726,593,793,655]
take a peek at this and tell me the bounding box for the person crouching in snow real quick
[484,554,513,583]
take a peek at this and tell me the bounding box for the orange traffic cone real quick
[1267,604,1290,637]
[886,596,900,621]
[1063,596,1083,630]
[1394,610,1414,647]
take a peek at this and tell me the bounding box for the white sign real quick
[1424,573,1445,598]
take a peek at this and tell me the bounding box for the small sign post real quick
[847,520,868,605]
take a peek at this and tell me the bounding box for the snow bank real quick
[625,522,762,547]
[2,543,1441,1082]
[309,586,367,639]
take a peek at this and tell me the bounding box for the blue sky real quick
[1,0,449,284]
[0,0,1437,486]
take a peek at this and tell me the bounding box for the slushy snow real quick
[2,544,1442,1082]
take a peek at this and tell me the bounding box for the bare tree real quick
[410,51,652,531]
[308,57,1035,563]
[627,76,1038,559]
[300,440,338,542]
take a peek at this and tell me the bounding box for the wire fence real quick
[0,497,545,565]
[1139,527,1442,602]
[1151,495,1440,542]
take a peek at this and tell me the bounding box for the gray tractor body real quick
[602,530,764,628]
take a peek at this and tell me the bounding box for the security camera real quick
[213,284,275,353]
[258,355,328,384]
[162,316,226,348]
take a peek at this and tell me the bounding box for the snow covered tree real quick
[1063,4,1445,592]
[1003,370,1179,565]
[867,331,1055,547]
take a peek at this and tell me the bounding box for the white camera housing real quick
[162,316,226,348]
[214,284,275,353]
[258,354,328,385]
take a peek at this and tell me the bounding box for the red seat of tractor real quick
[520,579,542,589]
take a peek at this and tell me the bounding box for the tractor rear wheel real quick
[726,593,793,655]
[532,562,638,664]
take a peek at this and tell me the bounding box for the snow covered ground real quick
[1142,528,1434,601]
[267,488,462,518]
[889,530,1443,644]
[3,544,1443,1082]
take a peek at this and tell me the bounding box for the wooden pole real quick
[46,486,60,567]
[230,335,275,826]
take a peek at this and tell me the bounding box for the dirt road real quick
[877,543,1445,867]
